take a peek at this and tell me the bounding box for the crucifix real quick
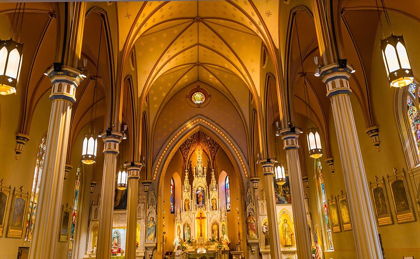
[196,212,206,237]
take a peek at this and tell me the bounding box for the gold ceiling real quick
[115,0,280,125]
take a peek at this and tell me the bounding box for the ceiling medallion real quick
[187,85,210,108]
[192,92,205,104]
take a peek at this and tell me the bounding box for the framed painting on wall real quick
[338,192,352,231]
[370,176,393,226]
[7,187,29,238]
[59,203,70,242]
[387,168,416,223]
[328,195,341,233]
[0,180,11,237]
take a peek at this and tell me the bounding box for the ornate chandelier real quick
[0,4,25,96]
[381,35,413,87]
[275,163,286,185]
[117,168,128,190]
[81,23,103,164]
[307,127,323,159]
[81,134,97,164]
[377,0,414,87]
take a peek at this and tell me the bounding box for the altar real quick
[171,148,230,255]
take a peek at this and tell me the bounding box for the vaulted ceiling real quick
[118,0,280,127]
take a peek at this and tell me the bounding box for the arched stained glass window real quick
[68,166,82,259]
[315,160,334,251]
[25,135,47,241]
[170,177,175,214]
[406,82,420,154]
[225,176,231,212]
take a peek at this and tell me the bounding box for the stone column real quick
[29,67,84,259]
[280,129,312,257]
[260,159,282,259]
[96,131,123,259]
[320,64,382,258]
[125,162,143,259]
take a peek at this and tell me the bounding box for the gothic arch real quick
[152,115,250,188]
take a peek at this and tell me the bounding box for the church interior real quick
[1,1,420,259]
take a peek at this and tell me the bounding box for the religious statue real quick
[184,223,191,241]
[282,219,293,246]
[147,217,156,242]
[184,198,190,211]
[173,234,182,249]
[262,221,270,247]
[111,230,121,254]
[211,198,217,210]
[177,225,181,237]
[211,223,218,240]
[220,224,230,246]
[247,211,257,238]
[197,189,204,205]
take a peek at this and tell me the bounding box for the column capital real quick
[64,164,73,181]
[249,177,260,190]
[141,180,153,192]
[260,158,276,176]
[280,128,301,150]
[15,133,30,159]
[320,63,354,98]
[101,131,123,155]
[127,162,144,179]
[46,65,85,103]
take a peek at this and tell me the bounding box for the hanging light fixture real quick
[117,167,128,190]
[381,35,413,87]
[275,163,286,186]
[0,4,25,96]
[81,133,97,164]
[377,0,414,87]
[81,22,103,165]
[307,128,323,159]
[296,21,323,159]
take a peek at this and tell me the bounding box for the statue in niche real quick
[220,223,230,246]
[111,230,122,254]
[173,225,182,248]
[184,198,190,211]
[184,223,191,241]
[262,220,270,247]
[147,217,156,242]
[196,188,205,206]
[247,211,257,238]
[211,222,218,240]
[282,219,293,246]
[211,198,217,210]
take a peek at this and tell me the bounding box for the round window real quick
[191,91,206,105]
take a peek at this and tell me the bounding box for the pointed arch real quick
[152,115,250,186]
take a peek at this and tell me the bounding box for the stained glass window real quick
[406,82,420,154]
[170,177,175,214]
[68,166,82,259]
[191,91,205,104]
[25,135,47,241]
[316,160,334,251]
[225,176,231,212]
